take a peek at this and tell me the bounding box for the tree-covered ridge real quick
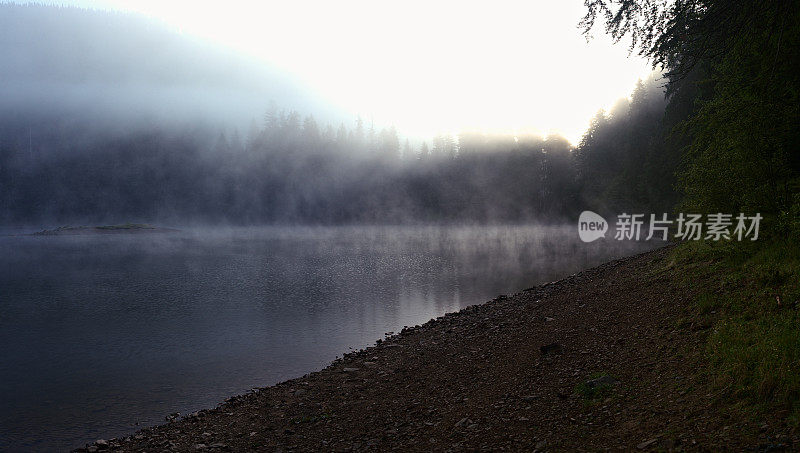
[580,0,800,231]
[575,74,672,213]
[1,62,678,225]
[0,103,583,224]
[579,0,800,424]
[4,1,797,229]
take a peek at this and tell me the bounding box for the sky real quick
[12,0,655,144]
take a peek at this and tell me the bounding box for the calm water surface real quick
[0,225,658,451]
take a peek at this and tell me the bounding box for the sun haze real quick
[34,0,655,144]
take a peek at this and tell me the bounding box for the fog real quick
[0,3,670,227]
[0,4,682,451]
[0,224,661,451]
[0,4,331,134]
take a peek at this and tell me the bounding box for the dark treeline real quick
[579,0,800,233]
[0,3,596,225]
[0,72,669,225]
[0,109,577,224]
[575,75,672,214]
[3,1,798,227]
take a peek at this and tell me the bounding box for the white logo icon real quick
[578,211,608,242]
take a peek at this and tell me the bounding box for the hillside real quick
[0,4,322,130]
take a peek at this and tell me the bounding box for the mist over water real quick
[0,0,793,449]
[0,3,673,451]
[0,225,659,451]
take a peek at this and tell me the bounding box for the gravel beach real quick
[74,246,797,451]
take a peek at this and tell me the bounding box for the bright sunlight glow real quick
[34,0,655,144]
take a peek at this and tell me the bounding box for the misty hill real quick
[0,5,674,226]
[0,4,326,128]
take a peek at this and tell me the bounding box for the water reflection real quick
[0,225,658,451]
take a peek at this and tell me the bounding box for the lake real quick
[0,225,658,451]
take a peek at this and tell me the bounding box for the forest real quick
[580,0,799,233]
[3,2,800,449]
[0,79,665,224]
[1,1,798,230]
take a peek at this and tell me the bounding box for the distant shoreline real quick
[31,224,179,236]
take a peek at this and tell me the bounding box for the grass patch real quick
[575,372,617,402]
[671,237,800,418]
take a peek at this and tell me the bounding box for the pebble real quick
[584,375,618,389]
[636,438,658,449]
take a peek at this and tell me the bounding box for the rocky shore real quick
[74,246,797,451]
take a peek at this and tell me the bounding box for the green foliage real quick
[678,5,800,216]
[575,74,677,213]
[574,372,617,401]
[710,314,800,406]
[581,1,800,222]
[672,239,800,415]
